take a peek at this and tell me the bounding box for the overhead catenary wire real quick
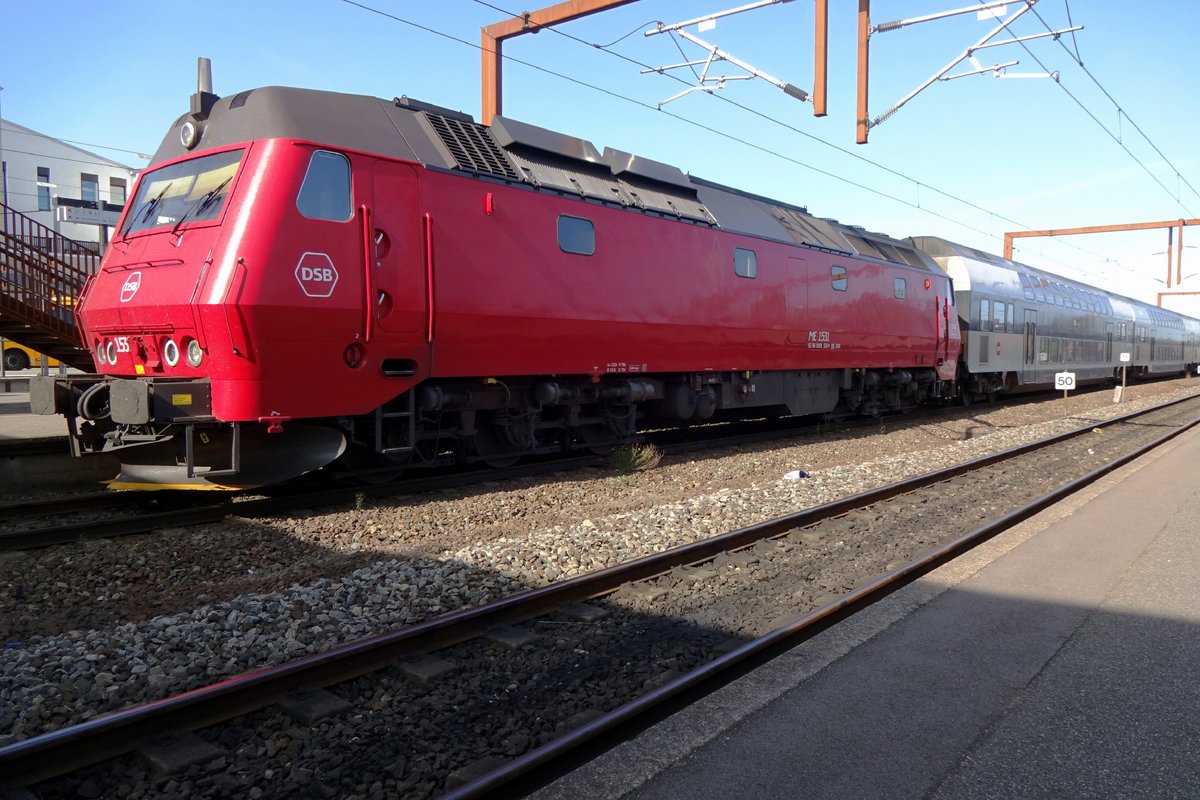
[0,146,136,170]
[466,0,1126,270]
[995,2,1195,217]
[1028,0,1200,207]
[347,0,1002,243]
[0,126,148,163]
[343,0,1137,276]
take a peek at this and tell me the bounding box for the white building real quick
[0,117,138,250]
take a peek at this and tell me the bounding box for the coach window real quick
[1020,273,1036,300]
[1007,303,1015,331]
[993,301,1006,332]
[831,265,848,291]
[893,277,906,299]
[734,247,757,278]
[979,299,991,331]
[558,215,595,256]
[297,150,352,221]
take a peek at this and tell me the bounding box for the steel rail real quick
[0,490,123,522]
[0,436,69,458]
[1,396,1197,786]
[0,457,597,551]
[445,406,1200,798]
[1,383,1186,550]
[0,409,911,551]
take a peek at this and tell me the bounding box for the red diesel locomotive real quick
[31,77,961,488]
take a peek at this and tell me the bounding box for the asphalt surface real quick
[533,426,1200,800]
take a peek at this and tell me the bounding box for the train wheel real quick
[957,384,973,406]
[337,443,405,484]
[577,423,618,455]
[470,422,520,468]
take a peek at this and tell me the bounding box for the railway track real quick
[0,436,69,459]
[6,394,1199,797]
[0,411,941,551]
[0,384,1115,553]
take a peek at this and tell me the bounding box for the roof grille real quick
[424,113,520,180]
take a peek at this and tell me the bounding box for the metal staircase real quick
[0,201,97,370]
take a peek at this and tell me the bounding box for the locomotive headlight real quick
[180,120,200,150]
[105,340,117,364]
[163,338,180,367]
[186,339,204,368]
[96,343,108,366]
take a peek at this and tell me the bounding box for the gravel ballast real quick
[3,379,1199,747]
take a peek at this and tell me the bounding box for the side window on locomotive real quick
[831,265,848,291]
[893,277,906,299]
[557,215,595,256]
[734,247,757,278]
[297,150,352,222]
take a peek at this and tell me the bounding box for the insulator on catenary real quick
[782,83,810,102]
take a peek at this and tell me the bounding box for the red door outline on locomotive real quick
[785,257,809,345]
[368,161,429,341]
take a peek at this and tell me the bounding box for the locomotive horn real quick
[190,56,219,122]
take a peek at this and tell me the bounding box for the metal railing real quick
[0,201,97,337]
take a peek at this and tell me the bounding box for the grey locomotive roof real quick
[154,85,936,271]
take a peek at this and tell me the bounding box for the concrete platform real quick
[0,387,71,441]
[534,426,1200,799]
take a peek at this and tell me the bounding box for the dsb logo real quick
[294,252,339,298]
[300,267,335,282]
[120,271,143,303]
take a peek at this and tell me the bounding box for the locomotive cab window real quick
[734,247,757,279]
[893,277,906,299]
[120,148,244,236]
[831,265,848,292]
[297,150,352,221]
[557,215,595,256]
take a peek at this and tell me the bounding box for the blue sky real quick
[3,1,1198,312]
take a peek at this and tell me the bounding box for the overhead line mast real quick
[856,0,1080,143]
[480,0,638,126]
[480,0,830,125]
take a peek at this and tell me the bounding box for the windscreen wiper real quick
[171,177,232,235]
[138,183,173,224]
